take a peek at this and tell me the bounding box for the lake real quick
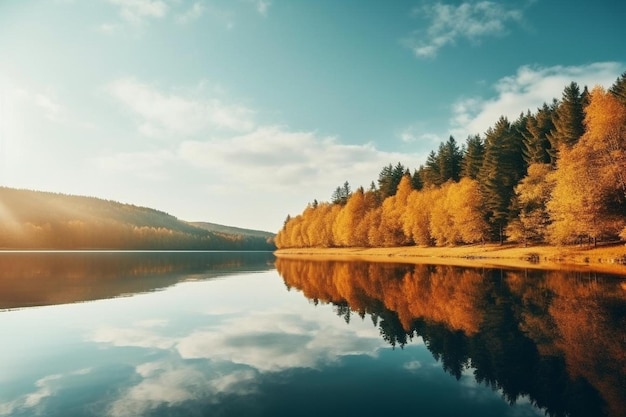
[0,251,624,417]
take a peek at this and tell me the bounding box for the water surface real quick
[0,252,624,417]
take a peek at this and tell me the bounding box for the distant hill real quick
[0,187,275,250]
[190,222,275,239]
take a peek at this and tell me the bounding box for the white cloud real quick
[101,77,422,229]
[97,22,119,34]
[398,125,443,146]
[108,0,168,25]
[449,62,625,138]
[107,78,256,138]
[177,125,414,191]
[96,149,175,180]
[255,0,271,16]
[410,1,526,58]
[34,93,65,123]
[176,2,205,24]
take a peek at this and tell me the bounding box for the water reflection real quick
[2,253,624,417]
[276,258,626,417]
[0,251,274,309]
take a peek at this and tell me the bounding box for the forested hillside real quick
[0,188,275,250]
[277,74,626,248]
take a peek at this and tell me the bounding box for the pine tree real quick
[460,134,484,180]
[609,71,626,106]
[420,151,441,187]
[547,82,586,153]
[376,162,407,199]
[478,116,525,242]
[331,181,351,205]
[437,136,463,182]
[522,102,556,165]
[411,169,423,190]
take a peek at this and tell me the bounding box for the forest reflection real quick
[0,251,274,310]
[276,258,626,417]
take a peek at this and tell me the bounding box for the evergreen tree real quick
[478,116,526,243]
[437,136,463,183]
[609,71,626,106]
[547,82,586,153]
[512,112,531,171]
[331,181,351,205]
[460,134,484,180]
[420,151,442,186]
[411,168,423,190]
[377,162,406,199]
[522,102,556,165]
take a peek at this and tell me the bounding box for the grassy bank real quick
[275,243,626,275]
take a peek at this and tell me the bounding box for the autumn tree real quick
[583,86,626,199]
[402,187,434,246]
[334,187,369,247]
[378,175,413,246]
[307,202,339,247]
[506,163,554,244]
[353,188,380,246]
[448,178,488,244]
[429,179,487,246]
[547,87,626,244]
[428,183,454,246]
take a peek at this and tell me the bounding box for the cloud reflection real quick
[0,369,92,416]
[88,304,385,416]
[108,360,258,417]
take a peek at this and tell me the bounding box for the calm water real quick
[0,252,624,417]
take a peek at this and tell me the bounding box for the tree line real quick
[276,74,626,248]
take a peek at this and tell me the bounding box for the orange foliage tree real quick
[547,87,626,244]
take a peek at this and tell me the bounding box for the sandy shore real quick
[275,243,626,275]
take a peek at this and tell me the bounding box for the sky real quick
[0,0,624,232]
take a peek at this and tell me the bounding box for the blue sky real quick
[0,0,624,232]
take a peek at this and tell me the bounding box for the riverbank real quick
[275,243,626,275]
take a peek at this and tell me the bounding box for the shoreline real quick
[275,243,626,275]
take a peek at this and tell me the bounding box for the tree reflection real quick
[0,251,275,309]
[275,257,626,417]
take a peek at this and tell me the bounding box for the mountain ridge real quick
[0,187,275,250]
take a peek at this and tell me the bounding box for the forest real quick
[0,187,275,250]
[276,74,626,249]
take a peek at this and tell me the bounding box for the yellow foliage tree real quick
[378,175,413,246]
[506,163,554,244]
[547,86,626,244]
[448,178,488,244]
[429,183,455,246]
[402,188,433,246]
[334,189,369,246]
